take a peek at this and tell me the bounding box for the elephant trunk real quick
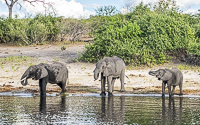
[21,78,28,86]
[21,69,30,86]
[21,76,28,86]
[94,68,100,80]
[148,70,158,76]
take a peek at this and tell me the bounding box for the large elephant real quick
[94,56,126,96]
[21,62,69,96]
[149,68,183,97]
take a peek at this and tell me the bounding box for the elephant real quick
[149,68,183,97]
[94,56,126,96]
[21,62,69,96]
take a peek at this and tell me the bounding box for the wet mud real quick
[1,84,200,96]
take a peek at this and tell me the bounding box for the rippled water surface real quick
[1,93,200,125]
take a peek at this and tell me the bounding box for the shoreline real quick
[0,43,200,96]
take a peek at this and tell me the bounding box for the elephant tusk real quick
[16,77,27,84]
[20,77,27,82]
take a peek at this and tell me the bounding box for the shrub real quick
[80,2,196,66]
[0,14,61,45]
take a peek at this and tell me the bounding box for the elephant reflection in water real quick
[39,96,67,114]
[161,97,183,125]
[36,96,68,124]
[100,96,125,123]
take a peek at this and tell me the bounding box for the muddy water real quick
[0,93,200,125]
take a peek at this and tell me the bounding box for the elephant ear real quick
[36,67,48,79]
[160,69,172,81]
[103,62,116,77]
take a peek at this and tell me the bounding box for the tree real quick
[4,0,17,18]
[95,5,118,16]
[153,0,178,13]
[4,0,51,18]
[60,18,90,42]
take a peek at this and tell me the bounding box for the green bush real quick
[0,18,12,43]
[0,14,61,45]
[80,2,196,66]
[32,14,62,41]
[188,42,200,55]
[8,18,30,44]
[28,19,48,43]
[1,0,200,67]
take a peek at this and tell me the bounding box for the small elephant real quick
[94,56,126,96]
[149,68,183,97]
[21,62,69,96]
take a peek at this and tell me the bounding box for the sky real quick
[0,0,200,18]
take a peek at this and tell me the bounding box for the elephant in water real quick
[21,62,69,96]
[94,56,126,96]
[149,68,183,97]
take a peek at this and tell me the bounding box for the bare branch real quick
[23,0,51,8]
[17,2,22,10]
[4,0,53,18]
[11,0,18,6]
[5,0,10,7]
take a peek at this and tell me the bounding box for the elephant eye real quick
[36,69,41,74]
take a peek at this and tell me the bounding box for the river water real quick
[0,93,200,125]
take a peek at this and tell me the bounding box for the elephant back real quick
[111,56,125,75]
[48,62,68,83]
[170,68,183,85]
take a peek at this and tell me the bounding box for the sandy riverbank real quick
[0,43,200,95]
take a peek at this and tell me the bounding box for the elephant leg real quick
[111,78,116,92]
[120,69,125,92]
[62,82,67,93]
[100,73,106,96]
[179,84,183,95]
[57,82,66,93]
[39,78,47,96]
[108,76,113,96]
[168,84,172,97]
[179,77,183,95]
[61,78,67,93]
[162,82,166,97]
[172,86,176,94]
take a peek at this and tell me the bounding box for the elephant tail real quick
[125,75,129,79]
[67,78,69,84]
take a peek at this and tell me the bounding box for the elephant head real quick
[21,65,48,86]
[94,58,116,80]
[149,69,172,81]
